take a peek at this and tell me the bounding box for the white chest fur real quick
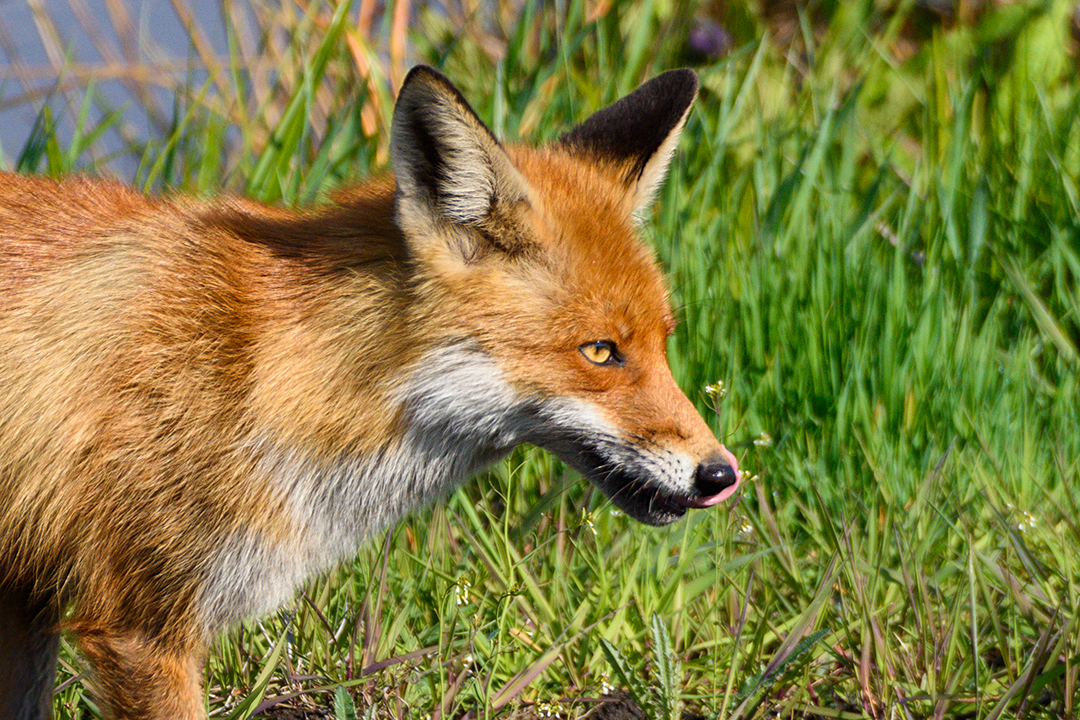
[197,345,529,634]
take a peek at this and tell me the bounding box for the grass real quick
[3,0,1079,717]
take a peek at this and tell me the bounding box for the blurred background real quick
[3,0,1079,182]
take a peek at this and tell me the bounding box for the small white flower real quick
[582,510,598,536]
[454,578,473,606]
[1017,511,1037,532]
[536,701,564,718]
[704,380,728,400]
[753,432,773,447]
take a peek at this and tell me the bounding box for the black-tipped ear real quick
[391,66,528,230]
[560,69,698,215]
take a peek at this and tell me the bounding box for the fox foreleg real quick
[74,626,206,720]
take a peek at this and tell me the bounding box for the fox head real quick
[390,66,739,526]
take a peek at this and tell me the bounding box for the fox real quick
[0,66,739,719]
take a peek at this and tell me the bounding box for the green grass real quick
[5,0,1079,718]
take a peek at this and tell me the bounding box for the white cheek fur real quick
[537,396,702,496]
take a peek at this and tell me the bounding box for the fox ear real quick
[560,69,698,218]
[391,66,528,239]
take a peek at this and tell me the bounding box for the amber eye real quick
[579,340,619,366]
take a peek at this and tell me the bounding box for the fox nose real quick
[694,453,739,496]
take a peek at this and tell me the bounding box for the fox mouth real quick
[566,444,740,526]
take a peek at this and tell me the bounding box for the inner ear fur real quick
[559,69,698,217]
[391,66,530,245]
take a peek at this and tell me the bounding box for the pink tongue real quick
[720,445,739,476]
[695,444,741,507]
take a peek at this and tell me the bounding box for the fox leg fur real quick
[0,586,60,720]
[74,627,205,720]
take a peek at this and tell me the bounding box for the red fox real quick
[0,66,739,718]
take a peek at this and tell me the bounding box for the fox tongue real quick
[719,444,739,477]
[686,444,741,508]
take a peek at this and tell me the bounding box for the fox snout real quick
[570,440,740,526]
[531,405,741,527]
[683,449,741,509]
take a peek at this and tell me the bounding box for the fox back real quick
[0,67,738,720]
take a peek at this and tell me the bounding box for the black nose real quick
[694,455,739,496]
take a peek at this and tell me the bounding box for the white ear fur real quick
[391,67,528,229]
[628,103,693,219]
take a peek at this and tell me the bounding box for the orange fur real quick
[0,66,738,718]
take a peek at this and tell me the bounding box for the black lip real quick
[561,444,693,526]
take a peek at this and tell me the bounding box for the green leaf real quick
[333,686,358,720]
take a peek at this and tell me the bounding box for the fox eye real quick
[579,340,620,366]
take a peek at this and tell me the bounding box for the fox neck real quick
[256,343,528,562]
[196,341,533,635]
[198,193,542,633]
